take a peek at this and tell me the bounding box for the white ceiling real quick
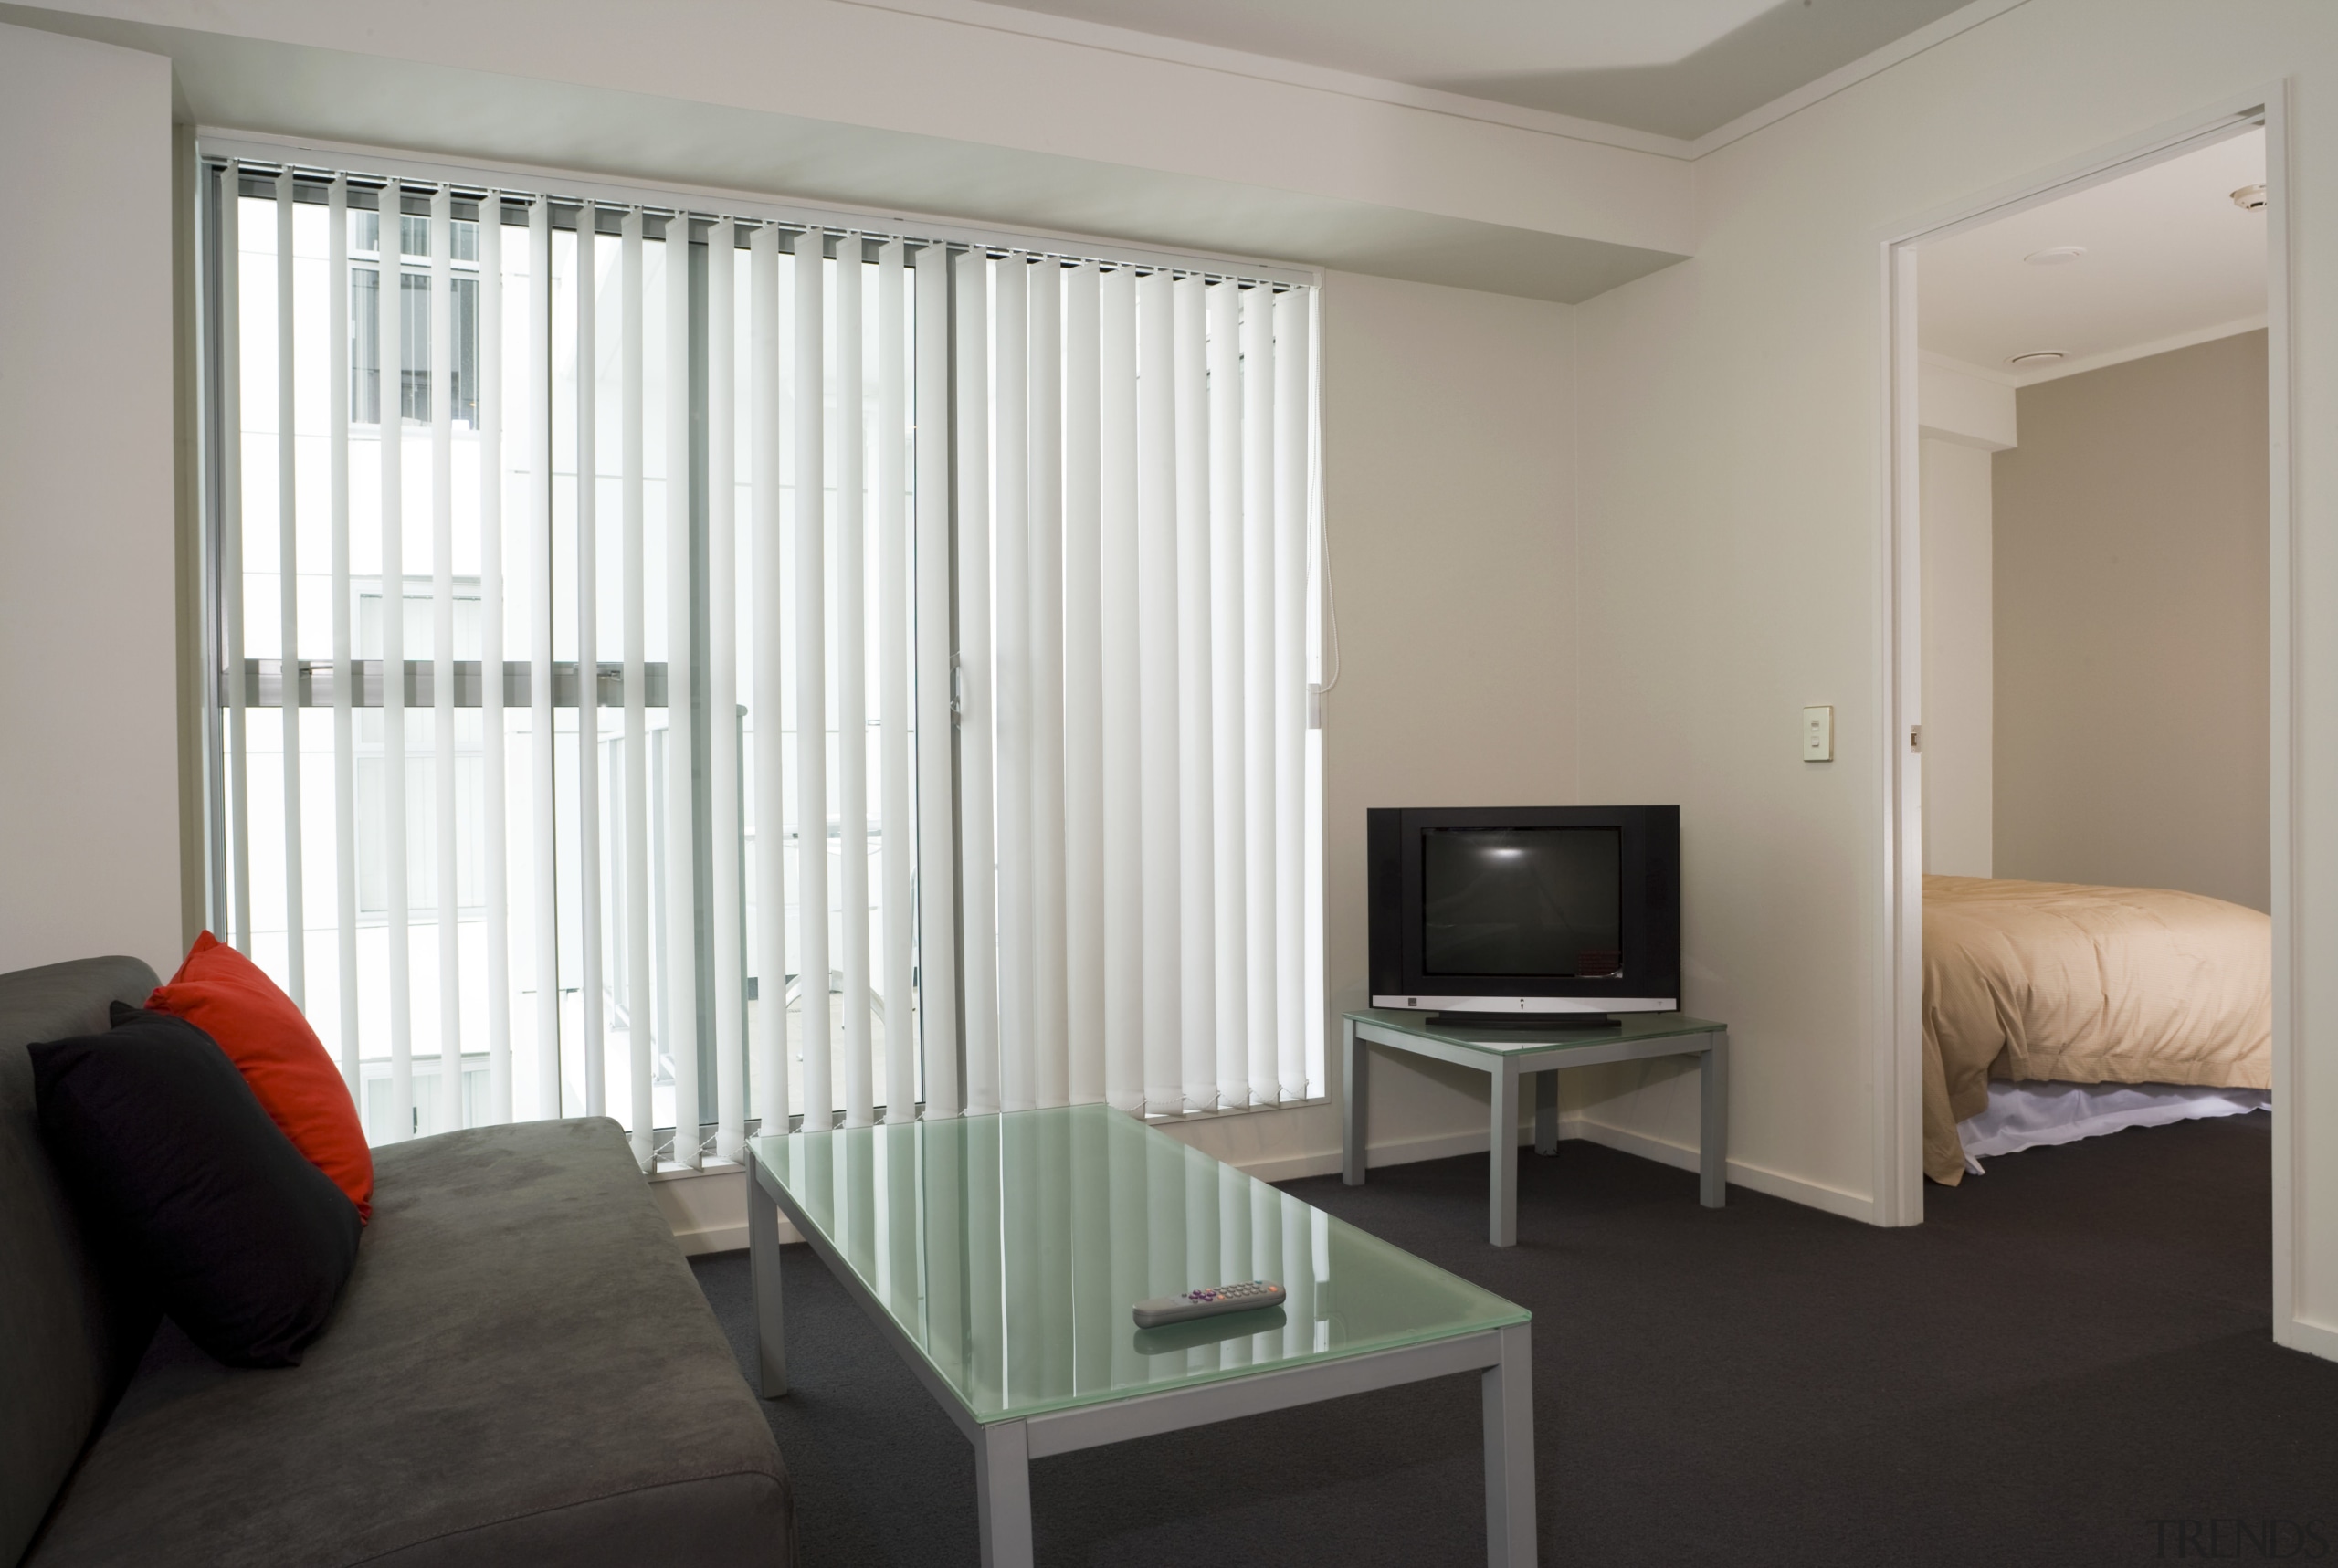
[970,0,1976,139]
[0,1,1693,304]
[1919,130,2268,385]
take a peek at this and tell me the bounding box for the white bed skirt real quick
[1956,1079,2270,1174]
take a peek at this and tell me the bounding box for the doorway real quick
[1879,89,2291,1328]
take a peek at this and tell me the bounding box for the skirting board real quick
[648,1158,777,1256]
[1225,1124,1528,1184]
[644,1115,1880,1258]
[647,1129,1539,1252]
[1215,1117,1875,1223]
[1559,1116,1877,1223]
[2276,1312,2338,1363]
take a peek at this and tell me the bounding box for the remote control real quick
[1132,1280,1287,1329]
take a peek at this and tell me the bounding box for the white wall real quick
[0,23,180,978]
[1916,358,2010,878]
[1574,0,2338,1356]
[1920,437,1994,877]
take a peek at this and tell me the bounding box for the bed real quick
[1922,875,2271,1185]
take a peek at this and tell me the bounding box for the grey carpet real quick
[693,1112,2338,1566]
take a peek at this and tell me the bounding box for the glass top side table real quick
[1343,1008,1732,1246]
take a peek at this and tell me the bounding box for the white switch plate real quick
[1803,705,1835,762]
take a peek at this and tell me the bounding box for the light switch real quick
[1803,705,1834,762]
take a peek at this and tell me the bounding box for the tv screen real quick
[1420,827,1623,979]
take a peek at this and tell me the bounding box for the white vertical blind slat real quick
[836,237,874,1130]
[1273,289,1311,1100]
[528,197,561,1121]
[620,210,653,1169]
[575,201,607,1121]
[1061,261,1106,1107]
[877,239,917,1121]
[913,242,961,1118]
[1097,267,1143,1114]
[430,187,463,1138]
[275,171,306,1009]
[750,224,790,1133]
[664,212,701,1169]
[795,228,835,1130]
[956,250,1000,1119]
[1172,276,1216,1114]
[211,154,1321,1143]
[1027,258,1069,1110]
[992,256,1031,1113]
[1240,288,1280,1105]
[1206,280,1248,1107]
[479,199,514,1127]
[380,179,415,1141]
[329,174,361,1092]
[221,169,250,954]
[1134,270,1180,1118]
[708,221,747,1160]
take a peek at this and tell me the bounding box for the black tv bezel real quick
[1367,805,1680,1013]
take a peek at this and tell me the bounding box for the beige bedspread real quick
[1922,876,2270,1185]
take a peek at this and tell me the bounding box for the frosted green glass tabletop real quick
[744,1102,1528,1426]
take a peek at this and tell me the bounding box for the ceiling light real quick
[2024,246,2087,265]
[2232,184,2267,210]
[2009,351,2067,366]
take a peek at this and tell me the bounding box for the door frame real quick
[1872,87,2293,1256]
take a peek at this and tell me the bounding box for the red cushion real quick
[147,932,374,1223]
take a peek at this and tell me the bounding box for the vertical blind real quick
[954,258,1317,1119]
[200,146,1324,1163]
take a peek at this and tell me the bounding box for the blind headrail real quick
[197,130,1318,289]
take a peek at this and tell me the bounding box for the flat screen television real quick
[1368,805,1680,1025]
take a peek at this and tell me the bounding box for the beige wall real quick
[1993,331,2270,910]
[1922,437,1996,878]
[0,23,181,977]
[1572,0,2338,1356]
[1151,268,1592,1180]
[1313,268,1582,1163]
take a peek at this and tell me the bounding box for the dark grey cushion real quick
[1,956,163,1568]
[27,1119,793,1568]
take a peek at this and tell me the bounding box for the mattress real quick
[1954,1079,2270,1174]
[1922,875,2271,1186]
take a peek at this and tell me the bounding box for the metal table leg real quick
[976,1420,1034,1568]
[1699,1033,1730,1208]
[1532,1069,1558,1156]
[748,1152,789,1397]
[1490,1061,1520,1247]
[1343,1016,1368,1185]
[1481,1321,1537,1566]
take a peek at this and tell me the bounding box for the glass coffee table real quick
[746,1103,1536,1567]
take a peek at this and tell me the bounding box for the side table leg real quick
[976,1420,1035,1568]
[1482,1321,1538,1566]
[748,1152,789,1397]
[1490,1062,1519,1247]
[1699,1033,1730,1208]
[1343,1017,1368,1185]
[1532,1069,1558,1156]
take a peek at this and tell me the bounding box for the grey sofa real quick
[2,956,795,1568]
